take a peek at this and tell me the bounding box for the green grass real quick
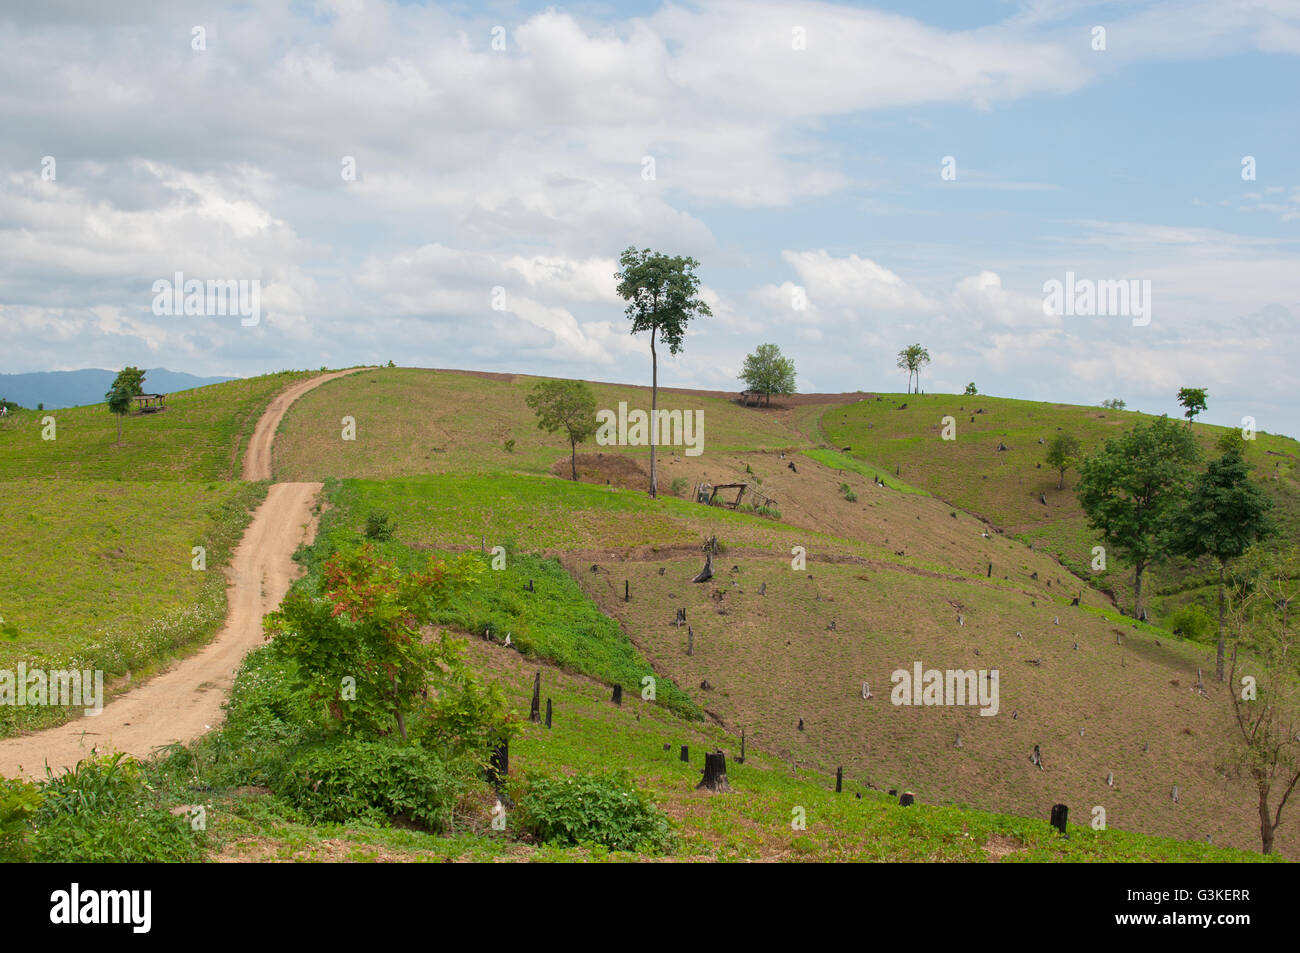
[803,447,930,495]
[0,479,268,736]
[0,370,313,481]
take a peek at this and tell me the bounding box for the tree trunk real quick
[116,413,122,446]
[1058,468,1065,491]
[529,671,541,722]
[1216,561,1226,682]
[1133,561,1145,619]
[649,326,658,498]
[1259,784,1274,855]
[570,437,578,481]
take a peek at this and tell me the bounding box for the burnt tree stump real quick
[545,697,552,729]
[692,553,714,584]
[898,791,915,807]
[1050,803,1069,834]
[624,579,630,602]
[738,728,745,764]
[680,744,689,763]
[529,671,541,723]
[612,683,623,706]
[697,750,731,792]
[687,625,694,656]
[835,767,843,793]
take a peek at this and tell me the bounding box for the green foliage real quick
[31,753,203,862]
[615,247,712,357]
[272,739,474,831]
[0,777,41,861]
[669,476,688,497]
[504,438,516,453]
[1175,450,1276,567]
[265,544,498,741]
[839,482,858,503]
[1167,603,1214,641]
[112,366,147,396]
[1177,387,1208,424]
[1045,432,1082,488]
[738,343,797,404]
[964,382,977,396]
[516,771,676,854]
[364,510,394,541]
[525,379,598,480]
[1216,429,1247,456]
[1076,416,1200,613]
[1100,398,1127,410]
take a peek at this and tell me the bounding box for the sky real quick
[0,0,1297,434]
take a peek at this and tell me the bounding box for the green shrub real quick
[273,739,473,831]
[1168,603,1214,641]
[504,438,516,453]
[364,511,394,541]
[669,477,688,497]
[0,777,41,861]
[31,753,203,862]
[516,771,676,854]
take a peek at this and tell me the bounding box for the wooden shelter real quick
[132,393,167,412]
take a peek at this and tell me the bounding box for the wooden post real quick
[1050,803,1069,834]
[612,683,622,706]
[529,671,541,723]
[738,728,745,764]
[697,750,731,792]
[488,741,509,787]
[898,791,914,807]
[680,744,689,763]
[987,562,992,578]
[624,580,629,602]
[835,767,843,793]
[545,698,552,729]
[687,625,694,656]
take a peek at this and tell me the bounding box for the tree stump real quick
[697,751,731,792]
[692,553,714,584]
[545,697,552,729]
[738,728,745,764]
[529,671,541,723]
[612,683,622,706]
[624,579,630,602]
[680,744,689,763]
[1050,803,1068,834]
[899,791,915,807]
[835,767,843,793]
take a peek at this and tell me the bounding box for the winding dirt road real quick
[0,369,368,779]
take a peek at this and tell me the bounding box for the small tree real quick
[264,545,503,743]
[525,379,598,481]
[1075,416,1199,618]
[1224,546,1300,855]
[615,247,712,498]
[738,343,796,406]
[895,344,931,394]
[105,385,133,446]
[113,366,147,396]
[1217,429,1248,456]
[1045,433,1082,491]
[1100,398,1126,410]
[1177,387,1208,426]
[1175,449,1275,681]
[963,382,977,396]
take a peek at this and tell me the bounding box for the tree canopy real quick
[525,379,599,481]
[1177,386,1208,425]
[895,344,930,394]
[738,343,796,405]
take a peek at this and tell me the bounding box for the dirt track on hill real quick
[0,370,361,778]
[242,367,371,481]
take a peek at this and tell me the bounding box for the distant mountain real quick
[0,368,237,410]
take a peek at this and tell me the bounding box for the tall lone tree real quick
[1175,448,1275,681]
[1177,387,1208,426]
[895,344,930,394]
[525,379,598,481]
[104,366,146,447]
[1045,432,1082,491]
[738,343,796,406]
[1075,416,1199,619]
[615,247,711,498]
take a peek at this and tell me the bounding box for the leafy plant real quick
[364,510,394,541]
[669,477,688,497]
[0,777,40,861]
[516,770,676,853]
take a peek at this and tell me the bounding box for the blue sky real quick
[0,0,1296,434]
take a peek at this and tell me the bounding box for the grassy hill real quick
[821,393,1300,620]
[0,370,313,481]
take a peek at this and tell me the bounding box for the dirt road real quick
[0,370,366,778]
[242,367,371,481]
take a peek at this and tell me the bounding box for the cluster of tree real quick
[1100,398,1126,410]
[1075,410,1275,682]
[896,344,930,394]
